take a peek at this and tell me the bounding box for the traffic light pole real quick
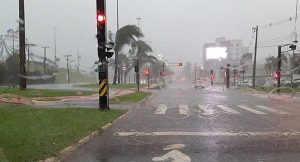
[252,26,258,89]
[97,0,110,110]
[135,59,140,91]
[162,62,165,86]
[226,64,230,88]
[147,68,150,89]
[277,46,282,90]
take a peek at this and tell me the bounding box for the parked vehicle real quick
[194,79,205,89]
[238,80,252,87]
[284,78,300,87]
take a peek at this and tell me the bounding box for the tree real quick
[5,53,19,84]
[113,25,144,84]
[183,62,192,80]
[0,61,7,83]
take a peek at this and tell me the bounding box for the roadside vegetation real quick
[0,105,126,162]
[0,87,95,98]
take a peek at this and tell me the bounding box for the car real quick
[238,80,252,87]
[284,78,300,87]
[194,79,205,88]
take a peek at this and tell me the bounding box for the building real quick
[203,37,250,82]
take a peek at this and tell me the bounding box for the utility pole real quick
[41,46,49,74]
[54,27,58,67]
[162,62,165,86]
[252,26,258,89]
[64,55,72,84]
[19,0,26,89]
[194,63,197,83]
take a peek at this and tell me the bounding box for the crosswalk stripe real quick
[198,104,217,115]
[179,105,189,115]
[155,104,168,115]
[216,105,241,114]
[256,105,290,115]
[198,105,209,112]
[237,105,266,115]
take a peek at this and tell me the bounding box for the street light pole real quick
[136,17,142,28]
[117,0,119,30]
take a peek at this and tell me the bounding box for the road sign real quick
[122,66,126,71]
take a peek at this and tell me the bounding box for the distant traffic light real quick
[144,69,150,75]
[273,71,280,81]
[177,62,183,66]
[289,44,296,50]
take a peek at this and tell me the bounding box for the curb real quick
[41,92,155,162]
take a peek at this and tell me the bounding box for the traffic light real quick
[177,62,183,66]
[96,0,106,60]
[144,69,150,75]
[97,12,105,25]
[273,71,280,81]
[289,44,296,50]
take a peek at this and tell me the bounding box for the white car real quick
[238,81,252,87]
[194,79,205,88]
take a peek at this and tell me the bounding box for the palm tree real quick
[113,25,144,84]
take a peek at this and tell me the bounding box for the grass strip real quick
[0,105,126,162]
[0,87,95,97]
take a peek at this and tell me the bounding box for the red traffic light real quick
[273,71,280,80]
[177,62,183,66]
[97,12,106,25]
[144,69,150,75]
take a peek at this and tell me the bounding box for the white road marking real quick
[237,105,266,115]
[179,105,189,115]
[216,105,241,114]
[152,150,191,162]
[256,105,290,115]
[198,105,216,115]
[163,144,185,151]
[155,104,168,115]
[115,131,300,137]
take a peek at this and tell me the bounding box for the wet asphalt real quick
[63,82,300,162]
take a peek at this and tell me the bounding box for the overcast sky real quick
[1,0,299,69]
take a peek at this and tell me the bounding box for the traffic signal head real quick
[97,12,106,25]
[273,71,280,80]
[177,62,183,66]
[106,51,114,58]
[289,44,297,50]
[144,69,150,75]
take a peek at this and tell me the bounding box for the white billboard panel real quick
[206,47,227,60]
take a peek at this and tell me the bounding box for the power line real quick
[259,16,295,30]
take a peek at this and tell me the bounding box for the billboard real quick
[206,47,227,60]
